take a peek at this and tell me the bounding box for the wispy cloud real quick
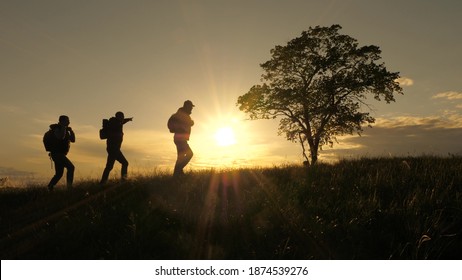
[373,112,462,129]
[328,114,462,159]
[0,166,35,180]
[395,77,414,87]
[0,104,26,115]
[432,91,462,100]
[0,166,33,176]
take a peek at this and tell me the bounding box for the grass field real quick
[1,156,461,259]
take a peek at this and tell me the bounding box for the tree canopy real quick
[237,24,403,165]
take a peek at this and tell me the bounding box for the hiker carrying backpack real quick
[171,100,195,177]
[44,115,76,191]
[99,111,133,185]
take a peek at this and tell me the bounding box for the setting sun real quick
[214,126,236,147]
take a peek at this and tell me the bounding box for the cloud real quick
[0,104,26,115]
[372,113,462,129]
[327,115,462,159]
[432,91,462,100]
[0,166,43,187]
[0,166,34,177]
[395,77,414,87]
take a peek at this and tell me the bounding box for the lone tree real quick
[237,25,403,165]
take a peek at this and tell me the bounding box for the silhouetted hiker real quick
[168,100,195,177]
[46,115,75,191]
[100,111,133,185]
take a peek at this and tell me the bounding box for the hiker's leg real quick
[174,140,193,175]
[116,151,129,180]
[174,140,185,175]
[48,154,65,189]
[183,144,193,167]
[63,156,74,188]
[100,151,116,184]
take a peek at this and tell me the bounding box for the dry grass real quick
[1,156,461,259]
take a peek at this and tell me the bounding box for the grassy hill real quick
[1,156,461,259]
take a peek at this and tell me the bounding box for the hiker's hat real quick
[184,100,195,107]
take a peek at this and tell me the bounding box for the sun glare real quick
[214,126,236,147]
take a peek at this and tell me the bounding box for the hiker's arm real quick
[67,127,75,143]
[123,117,133,124]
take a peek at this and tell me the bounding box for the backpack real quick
[167,114,178,133]
[43,129,56,152]
[99,119,109,140]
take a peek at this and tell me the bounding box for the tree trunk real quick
[310,149,318,165]
[306,136,319,166]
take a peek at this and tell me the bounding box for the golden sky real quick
[1,0,461,182]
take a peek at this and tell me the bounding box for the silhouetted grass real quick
[1,156,461,259]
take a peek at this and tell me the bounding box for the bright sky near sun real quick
[1,0,461,183]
